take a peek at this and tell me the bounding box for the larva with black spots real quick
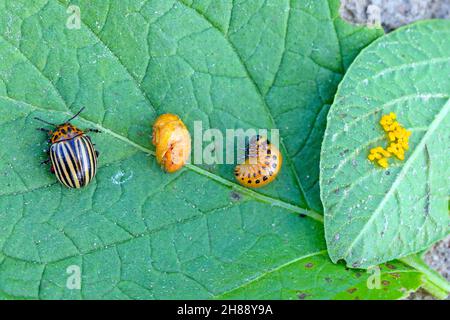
[234,135,282,188]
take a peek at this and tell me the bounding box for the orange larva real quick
[152,114,191,173]
[234,135,282,188]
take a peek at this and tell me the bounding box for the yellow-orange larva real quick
[152,114,191,173]
[234,136,282,188]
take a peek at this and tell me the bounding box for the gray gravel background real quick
[341,0,450,31]
[340,0,450,300]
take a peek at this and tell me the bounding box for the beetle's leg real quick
[95,150,100,157]
[41,159,50,165]
[86,128,101,133]
[50,165,55,174]
[37,128,52,134]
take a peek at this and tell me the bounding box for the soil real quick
[340,0,450,300]
[341,0,450,31]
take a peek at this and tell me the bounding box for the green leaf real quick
[219,255,423,300]
[321,20,450,269]
[0,0,424,300]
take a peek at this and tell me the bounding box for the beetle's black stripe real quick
[74,136,97,186]
[51,144,74,188]
[50,136,98,189]
[74,137,89,186]
[87,136,97,181]
[82,136,97,181]
[59,143,80,188]
[76,136,96,186]
[52,142,78,188]
[50,146,69,188]
[64,139,84,187]
[79,136,92,182]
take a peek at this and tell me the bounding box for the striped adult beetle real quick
[35,108,100,189]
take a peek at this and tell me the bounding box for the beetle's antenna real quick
[66,107,85,123]
[34,117,56,126]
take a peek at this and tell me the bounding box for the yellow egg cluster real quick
[368,112,411,168]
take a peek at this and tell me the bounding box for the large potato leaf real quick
[321,20,450,269]
[0,0,423,299]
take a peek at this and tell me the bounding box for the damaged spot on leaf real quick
[347,288,357,294]
[297,292,310,300]
[385,263,396,270]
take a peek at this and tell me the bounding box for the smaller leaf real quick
[320,20,450,268]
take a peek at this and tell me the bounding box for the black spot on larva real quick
[253,173,257,178]
[263,176,268,181]
[258,170,262,175]
[267,149,271,155]
[241,178,244,181]
[269,171,273,176]
[235,173,239,176]
[247,174,251,178]
[248,180,252,184]
[255,180,260,184]
[60,129,66,134]
[273,155,277,160]
[67,127,72,132]
[272,163,277,169]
